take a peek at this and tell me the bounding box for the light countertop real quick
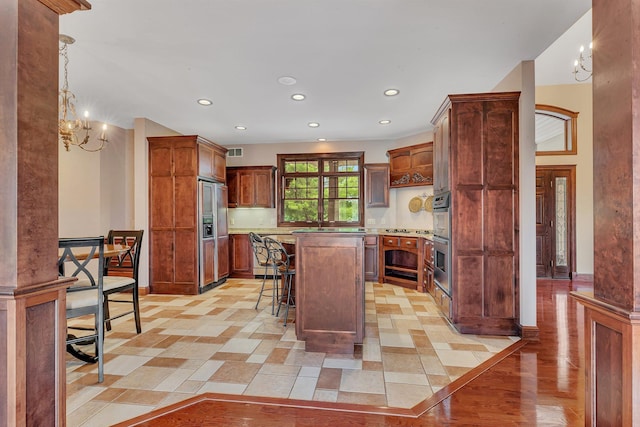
[229,227,433,239]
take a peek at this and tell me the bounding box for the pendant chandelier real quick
[59,34,108,152]
[572,42,592,82]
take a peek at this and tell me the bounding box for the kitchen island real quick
[293,228,366,354]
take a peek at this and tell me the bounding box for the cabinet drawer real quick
[432,285,451,319]
[383,236,400,247]
[399,237,418,249]
[364,235,378,246]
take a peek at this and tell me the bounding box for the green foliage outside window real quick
[278,153,363,226]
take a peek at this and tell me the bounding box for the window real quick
[277,152,364,227]
[535,104,579,155]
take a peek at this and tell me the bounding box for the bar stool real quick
[251,232,279,314]
[263,237,295,326]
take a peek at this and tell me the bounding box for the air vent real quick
[227,148,243,157]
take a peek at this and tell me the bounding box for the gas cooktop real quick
[385,228,409,233]
[384,228,433,235]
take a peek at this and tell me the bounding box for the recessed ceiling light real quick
[235,126,247,130]
[384,89,400,96]
[278,76,297,85]
[291,93,306,101]
[308,122,320,128]
[197,98,212,106]
[379,119,391,125]
[317,138,327,142]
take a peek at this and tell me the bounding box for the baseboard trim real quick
[518,324,540,341]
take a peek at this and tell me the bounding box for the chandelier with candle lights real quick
[59,34,108,152]
[572,42,592,82]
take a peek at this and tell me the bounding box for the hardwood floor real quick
[114,278,587,426]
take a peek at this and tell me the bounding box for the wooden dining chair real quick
[103,230,144,334]
[58,236,105,383]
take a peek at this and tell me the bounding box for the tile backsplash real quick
[228,208,277,228]
[391,186,434,230]
[227,186,433,231]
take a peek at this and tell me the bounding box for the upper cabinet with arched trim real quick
[535,104,579,155]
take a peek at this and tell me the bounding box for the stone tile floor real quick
[66,279,519,426]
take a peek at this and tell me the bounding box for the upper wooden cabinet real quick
[433,115,450,194]
[198,140,228,183]
[364,163,389,207]
[227,166,276,208]
[387,142,433,188]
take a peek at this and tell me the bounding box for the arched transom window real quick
[535,104,579,155]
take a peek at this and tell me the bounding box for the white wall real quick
[535,83,593,275]
[59,121,132,238]
[59,142,102,237]
[225,131,435,230]
[492,60,537,329]
[133,118,182,290]
[100,126,135,232]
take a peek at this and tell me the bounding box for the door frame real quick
[536,165,577,279]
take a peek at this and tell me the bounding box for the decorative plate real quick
[408,197,423,213]
[424,195,434,212]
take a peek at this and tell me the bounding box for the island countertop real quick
[292,227,366,234]
[229,227,432,239]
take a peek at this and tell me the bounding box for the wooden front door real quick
[536,166,576,278]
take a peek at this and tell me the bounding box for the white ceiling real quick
[59,0,592,146]
[535,9,592,86]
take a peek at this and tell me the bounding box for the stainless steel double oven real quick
[432,192,451,296]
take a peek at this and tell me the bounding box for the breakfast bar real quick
[293,228,366,354]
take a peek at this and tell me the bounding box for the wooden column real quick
[0,0,89,425]
[574,1,640,425]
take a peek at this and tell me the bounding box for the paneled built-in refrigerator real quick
[199,179,229,292]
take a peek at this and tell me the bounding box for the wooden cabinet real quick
[198,142,227,183]
[218,236,230,279]
[431,92,520,335]
[422,239,434,294]
[387,142,433,188]
[217,185,230,280]
[202,239,215,285]
[432,283,451,319]
[148,135,228,295]
[433,114,450,194]
[294,230,365,354]
[379,235,423,290]
[364,235,379,281]
[227,168,239,207]
[364,163,389,207]
[229,234,253,278]
[227,166,276,208]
